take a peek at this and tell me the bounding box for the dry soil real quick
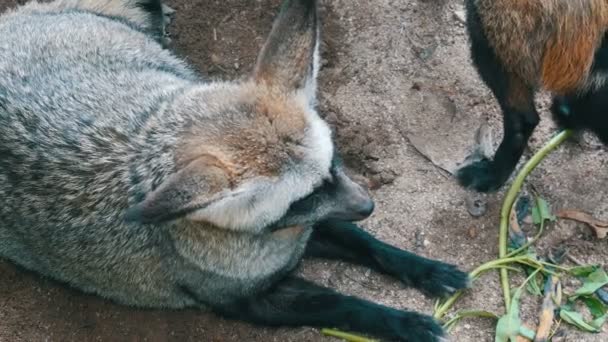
[1,0,607,341]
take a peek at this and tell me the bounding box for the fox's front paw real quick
[412,261,470,298]
[456,158,504,193]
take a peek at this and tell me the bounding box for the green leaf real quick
[582,296,608,318]
[532,197,555,225]
[592,314,608,329]
[560,296,608,333]
[574,268,608,297]
[525,270,544,296]
[570,265,599,278]
[495,287,524,342]
[519,326,536,340]
[560,309,601,332]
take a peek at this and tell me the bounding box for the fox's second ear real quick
[253,0,319,100]
[124,157,230,224]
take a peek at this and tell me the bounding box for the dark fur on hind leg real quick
[215,276,445,342]
[551,33,608,145]
[457,0,540,192]
[306,220,470,297]
[551,89,608,145]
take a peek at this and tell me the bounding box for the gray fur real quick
[0,0,365,309]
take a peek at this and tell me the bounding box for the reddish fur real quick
[541,1,608,93]
[477,0,608,93]
[177,88,308,180]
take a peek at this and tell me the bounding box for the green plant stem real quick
[470,256,532,278]
[434,255,535,319]
[434,291,465,320]
[443,310,499,330]
[321,329,376,342]
[498,130,573,311]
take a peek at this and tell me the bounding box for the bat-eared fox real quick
[458,0,608,192]
[0,0,468,340]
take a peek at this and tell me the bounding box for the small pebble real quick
[466,194,487,217]
[467,226,478,239]
[453,10,466,24]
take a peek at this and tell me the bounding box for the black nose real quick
[354,199,375,220]
[347,198,375,221]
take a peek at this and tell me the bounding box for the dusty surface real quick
[1,0,607,341]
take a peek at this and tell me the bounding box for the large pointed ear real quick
[253,0,319,101]
[124,157,230,224]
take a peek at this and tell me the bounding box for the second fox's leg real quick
[305,220,469,297]
[456,0,539,192]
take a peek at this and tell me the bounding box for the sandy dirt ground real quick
[0,0,607,341]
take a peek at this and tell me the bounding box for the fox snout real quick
[335,176,375,221]
[327,170,374,222]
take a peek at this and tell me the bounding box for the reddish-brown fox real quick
[458,0,608,192]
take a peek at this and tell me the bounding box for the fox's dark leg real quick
[456,0,539,192]
[214,276,445,342]
[304,220,469,298]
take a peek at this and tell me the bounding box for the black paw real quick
[412,261,470,298]
[456,158,504,192]
[375,248,470,298]
[383,311,445,342]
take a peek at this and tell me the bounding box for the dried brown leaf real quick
[556,210,608,239]
[534,276,560,342]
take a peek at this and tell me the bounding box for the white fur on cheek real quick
[188,171,319,233]
[187,110,334,233]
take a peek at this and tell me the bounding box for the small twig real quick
[548,318,563,341]
[566,253,584,266]
[443,310,499,331]
[321,329,377,342]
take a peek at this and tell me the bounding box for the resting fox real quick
[0,0,468,341]
[458,0,608,192]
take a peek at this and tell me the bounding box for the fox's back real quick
[0,0,322,310]
[0,8,196,292]
[0,8,197,126]
[471,0,608,92]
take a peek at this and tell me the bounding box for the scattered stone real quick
[466,194,488,217]
[467,226,478,239]
[453,10,466,24]
[415,229,426,249]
